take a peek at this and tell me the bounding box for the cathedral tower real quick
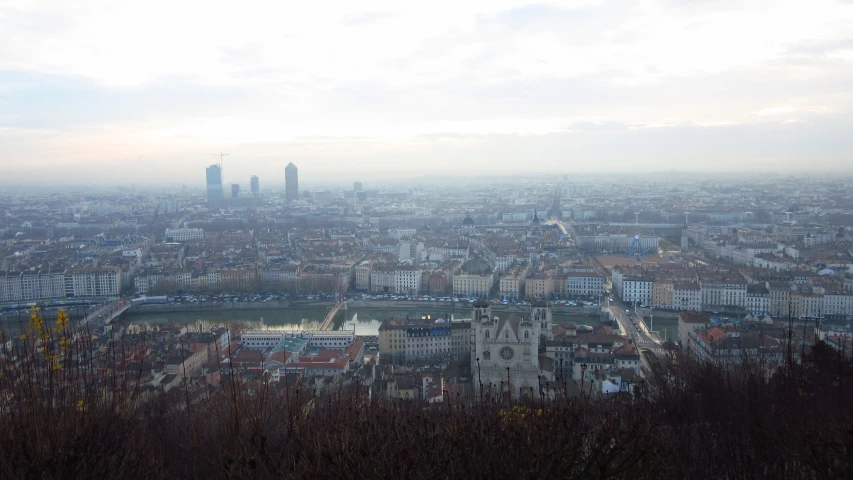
[472,300,546,402]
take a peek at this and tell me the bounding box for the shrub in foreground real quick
[1,310,851,479]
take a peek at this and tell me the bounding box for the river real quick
[638,316,678,344]
[116,305,608,337]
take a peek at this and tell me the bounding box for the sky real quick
[1,0,853,187]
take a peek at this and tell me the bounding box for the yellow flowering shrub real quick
[499,405,544,424]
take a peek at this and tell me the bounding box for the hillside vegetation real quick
[1,314,851,479]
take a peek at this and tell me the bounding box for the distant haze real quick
[1,0,853,185]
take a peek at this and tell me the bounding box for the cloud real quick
[1,0,853,182]
[0,71,273,130]
[786,37,853,55]
[341,11,392,25]
[754,106,798,116]
[4,116,853,187]
[566,122,630,132]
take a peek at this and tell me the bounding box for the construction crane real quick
[208,153,229,172]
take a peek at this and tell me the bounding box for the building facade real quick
[395,268,421,294]
[64,267,123,297]
[250,175,260,196]
[165,228,204,242]
[673,282,702,311]
[0,271,66,302]
[452,272,494,297]
[206,164,223,203]
[471,300,545,402]
[285,162,299,202]
[564,272,604,297]
[242,330,355,349]
[378,317,471,364]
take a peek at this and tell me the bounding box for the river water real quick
[116,305,612,337]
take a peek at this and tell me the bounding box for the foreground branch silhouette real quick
[0,309,850,479]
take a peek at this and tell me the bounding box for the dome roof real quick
[462,215,475,226]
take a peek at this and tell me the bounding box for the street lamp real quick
[650,306,654,334]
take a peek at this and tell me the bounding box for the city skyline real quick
[1,1,852,470]
[2,0,853,184]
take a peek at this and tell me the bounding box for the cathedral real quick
[471,300,553,401]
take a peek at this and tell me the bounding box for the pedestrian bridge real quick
[319,300,346,330]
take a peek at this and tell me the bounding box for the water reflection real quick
[115,306,658,339]
[117,308,330,332]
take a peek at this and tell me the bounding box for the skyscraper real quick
[354,181,363,191]
[285,162,298,202]
[231,184,240,198]
[206,164,223,203]
[250,175,260,196]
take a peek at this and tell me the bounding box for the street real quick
[604,299,664,353]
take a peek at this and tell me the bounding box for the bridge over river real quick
[318,300,346,330]
[76,298,130,331]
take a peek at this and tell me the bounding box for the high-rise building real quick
[206,164,223,203]
[285,162,298,202]
[354,181,363,191]
[231,184,240,198]
[250,175,260,196]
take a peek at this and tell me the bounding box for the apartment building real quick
[768,283,791,318]
[354,262,371,291]
[678,311,711,351]
[0,271,66,302]
[452,272,494,297]
[395,267,421,294]
[64,266,123,297]
[574,232,659,254]
[612,268,655,305]
[687,327,784,367]
[260,265,299,290]
[564,272,604,297]
[652,279,674,309]
[499,262,529,300]
[525,275,554,299]
[790,291,823,319]
[378,318,469,364]
[220,268,259,292]
[699,275,747,312]
[370,268,396,293]
[823,288,853,316]
[745,285,770,315]
[165,228,204,242]
[673,282,702,311]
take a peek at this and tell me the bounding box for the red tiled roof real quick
[290,357,349,369]
[345,339,364,358]
[234,349,263,361]
[317,348,345,357]
[265,350,291,365]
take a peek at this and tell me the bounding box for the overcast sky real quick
[1,0,853,187]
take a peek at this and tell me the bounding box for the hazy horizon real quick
[2,0,853,184]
